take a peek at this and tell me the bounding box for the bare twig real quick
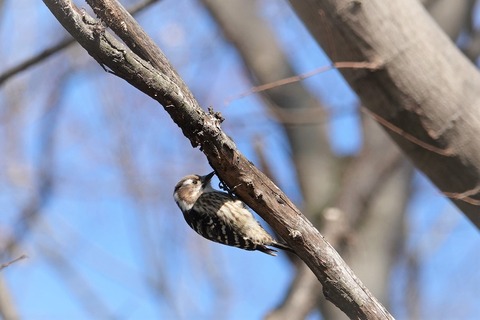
[362,108,453,157]
[0,0,160,86]
[0,255,27,271]
[225,61,379,105]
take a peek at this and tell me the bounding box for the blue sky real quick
[1,0,479,319]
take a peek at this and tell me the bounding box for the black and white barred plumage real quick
[173,172,292,256]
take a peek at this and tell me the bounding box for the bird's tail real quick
[257,245,279,256]
[272,241,295,255]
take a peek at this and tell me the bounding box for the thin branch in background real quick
[0,255,27,271]
[0,39,73,86]
[443,185,480,206]
[1,69,67,257]
[224,61,379,105]
[0,0,161,86]
[361,107,454,157]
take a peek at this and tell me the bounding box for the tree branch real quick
[0,0,160,86]
[42,0,393,318]
[289,0,480,228]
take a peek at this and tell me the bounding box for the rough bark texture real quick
[203,0,336,217]
[290,0,480,228]
[43,0,393,318]
[202,2,411,319]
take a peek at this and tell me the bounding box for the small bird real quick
[173,171,293,256]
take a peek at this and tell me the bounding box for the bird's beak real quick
[202,171,215,185]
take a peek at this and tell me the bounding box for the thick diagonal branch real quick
[42,0,393,318]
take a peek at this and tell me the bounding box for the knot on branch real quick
[208,106,224,125]
[289,229,302,239]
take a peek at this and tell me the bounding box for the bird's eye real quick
[193,180,198,184]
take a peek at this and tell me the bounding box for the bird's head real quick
[173,171,215,211]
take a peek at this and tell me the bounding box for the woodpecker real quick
[173,171,293,256]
